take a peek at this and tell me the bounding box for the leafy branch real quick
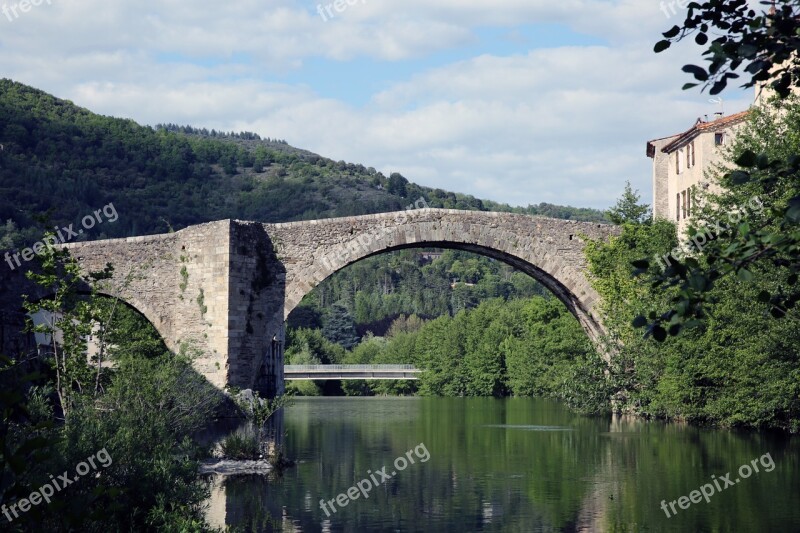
[633,150,800,339]
[655,0,800,97]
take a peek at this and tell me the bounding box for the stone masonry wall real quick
[264,209,618,351]
[63,219,233,388]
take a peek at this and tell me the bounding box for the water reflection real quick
[205,397,800,532]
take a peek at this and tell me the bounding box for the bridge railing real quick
[284,364,420,372]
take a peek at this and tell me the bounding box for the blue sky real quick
[0,0,754,209]
[270,24,606,105]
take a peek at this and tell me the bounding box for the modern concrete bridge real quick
[0,208,618,398]
[284,364,421,380]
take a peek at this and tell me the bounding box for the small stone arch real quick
[91,288,176,351]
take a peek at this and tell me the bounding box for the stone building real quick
[648,61,799,233]
[647,110,749,232]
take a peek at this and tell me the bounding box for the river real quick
[205,397,799,532]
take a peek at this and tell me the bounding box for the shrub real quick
[220,426,261,460]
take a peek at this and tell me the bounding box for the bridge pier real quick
[253,324,285,397]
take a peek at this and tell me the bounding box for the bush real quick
[220,426,261,460]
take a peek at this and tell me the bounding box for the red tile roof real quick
[660,110,750,153]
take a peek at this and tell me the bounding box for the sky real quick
[0,0,756,210]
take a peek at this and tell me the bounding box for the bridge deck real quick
[284,364,421,380]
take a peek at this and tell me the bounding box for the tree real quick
[585,216,800,431]
[0,219,26,249]
[288,328,347,365]
[322,303,360,350]
[655,0,800,97]
[387,172,408,197]
[636,1,800,339]
[605,181,651,225]
[0,355,56,525]
[22,242,96,422]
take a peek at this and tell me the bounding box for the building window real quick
[688,141,696,167]
[715,132,725,145]
[676,193,681,220]
[682,191,687,219]
[687,188,692,217]
[676,149,683,174]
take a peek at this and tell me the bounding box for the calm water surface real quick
[209,397,799,532]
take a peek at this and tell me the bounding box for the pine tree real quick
[606,181,651,225]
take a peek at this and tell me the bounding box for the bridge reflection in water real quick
[201,404,668,532]
[283,364,421,381]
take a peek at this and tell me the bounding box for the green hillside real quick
[0,79,610,405]
[0,79,605,249]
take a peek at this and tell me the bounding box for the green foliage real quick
[332,297,608,413]
[585,219,678,341]
[0,356,57,522]
[0,344,224,531]
[341,332,418,396]
[179,265,189,293]
[0,79,604,244]
[635,95,800,339]
[220,426,261,460]
[585,204,800,431]
[322,303,359,350]
[286,328,346,365]
[605,181,651,225]
[655,0,800,97]
[55,349,223,531]
[196,288,207,317]
[285,380,323,397]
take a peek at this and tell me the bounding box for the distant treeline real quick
[155,123,286,143]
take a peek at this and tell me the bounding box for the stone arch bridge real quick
[0,209,617,397]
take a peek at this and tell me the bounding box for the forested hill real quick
[0,79,605,246]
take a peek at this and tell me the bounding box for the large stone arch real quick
[268,209,616,349]
[293,240,604,343]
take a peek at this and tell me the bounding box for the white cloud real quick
[0,0,757,209]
